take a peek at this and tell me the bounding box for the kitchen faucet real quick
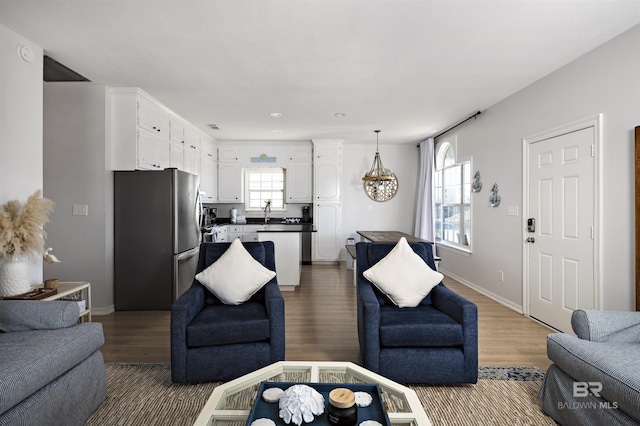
[264,200,271,223]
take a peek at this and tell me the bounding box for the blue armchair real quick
[171,241,285,383]
[356,241,478,384]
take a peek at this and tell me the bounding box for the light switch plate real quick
[72,204,88,216]
[507,205,519,216]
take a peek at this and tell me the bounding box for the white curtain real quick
[414,138,435,241]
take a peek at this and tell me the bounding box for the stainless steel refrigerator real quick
[114,169,201,310]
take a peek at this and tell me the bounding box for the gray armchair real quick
[539,309,640,425]
[0,300,106,426]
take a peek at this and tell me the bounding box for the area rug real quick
[86,364,555,426]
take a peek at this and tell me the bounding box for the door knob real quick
[526,237,535,243]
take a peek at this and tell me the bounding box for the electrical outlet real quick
[72,204,88,216]
[499,270,504,282]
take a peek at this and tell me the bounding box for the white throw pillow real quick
[363,237,443,308]
[195,238,276,305]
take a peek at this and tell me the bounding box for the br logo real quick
[573,382,603,398]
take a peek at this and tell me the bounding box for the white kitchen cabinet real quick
[314,160,341,201]
[184,148,201,175]
[225,225,261,242]
[137,128,170,170]
[215,225,227,242]
[170,142,184,170]
[110,88,212,172]
[288,145,312,162]
[137,98,170,138]
[258,231,301,288]
[219,146,240,162]
[312,140,342,202]
[286,162,312,203]
[183,126,201,175]
[200,156,217,202]
[184,127,201,153]
[201,138,217,161]
[311,140,343,262]
[314,142,341,161]
[218,162,243,202]
[312,202,342,262]
[200,137,218,202]
[169,119,185,145]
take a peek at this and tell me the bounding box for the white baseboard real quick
[439,268,524,315]
[92,305,115,316]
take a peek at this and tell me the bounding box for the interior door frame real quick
[522,114,603,318]
[635,126,640,311]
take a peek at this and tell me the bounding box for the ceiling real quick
[1,1,639,145]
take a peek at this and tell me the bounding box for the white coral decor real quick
[278,384,325,425]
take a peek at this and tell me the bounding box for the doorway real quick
[522,116,601,332]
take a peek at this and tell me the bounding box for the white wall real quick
[43,83,114,313]
[437,24,640,311]
[341,143,419,258]
[0,25,45,283]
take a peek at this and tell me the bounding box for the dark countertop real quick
[356,230,433,244]
[256,224,316,232]
[215,217,311,226]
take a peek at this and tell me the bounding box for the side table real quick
[43,281,92,322]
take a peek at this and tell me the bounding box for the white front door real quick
[526,124,597,332]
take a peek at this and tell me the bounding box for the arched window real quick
[434,141,471,250]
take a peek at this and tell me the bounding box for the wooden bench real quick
[345,244,358,284]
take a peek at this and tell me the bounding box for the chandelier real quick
[362,130,398,202]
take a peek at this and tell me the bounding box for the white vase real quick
[0,258,31,297]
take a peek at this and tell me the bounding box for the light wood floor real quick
[94,264,553,370]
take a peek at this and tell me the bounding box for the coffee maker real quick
[301,205,311,223]
[201,207,217,229]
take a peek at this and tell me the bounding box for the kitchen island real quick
[257,224,315,290]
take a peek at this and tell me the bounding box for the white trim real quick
[437,242,472,257]
[521,114,602,319]
[91,305,115,316]
[440,268,523,314]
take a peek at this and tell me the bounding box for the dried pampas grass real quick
[0,190,54,260]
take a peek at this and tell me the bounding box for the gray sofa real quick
[0,300,107,426]
[539,309,640,425]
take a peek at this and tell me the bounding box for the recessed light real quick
[272,129,282,133]
[334,113,346,117]
[270,113,282,117]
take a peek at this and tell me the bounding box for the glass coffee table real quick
[194,361,431,426]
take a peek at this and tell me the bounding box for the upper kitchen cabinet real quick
[312,141,342,202]
[217,145,241,202]
[137,128,170,170]
[219,146,240,162]
[169,120,185,144]
[287,145,312,203]
[137,97,170,138]
[109,88,213,174]
[288,145,312,162]
[286,162,312,203]
[110,88,172,170]
[169,119,185,170]
[183,126,201,175]
[218,161,243,202]
[313,142,342,161]
[200,138,218,203]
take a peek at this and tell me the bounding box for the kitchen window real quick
[244,168,286,211]
[434,141,471,251]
